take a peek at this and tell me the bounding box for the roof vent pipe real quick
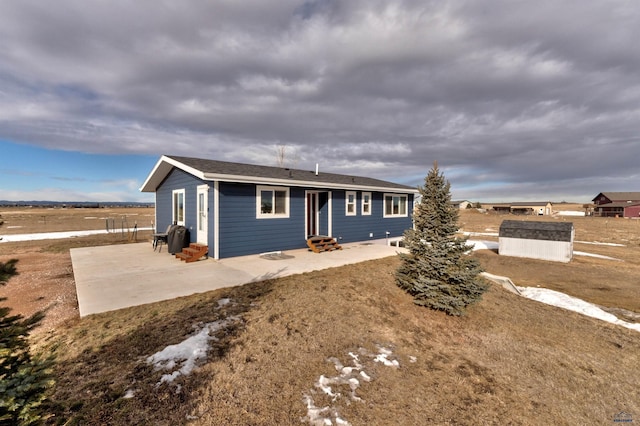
[315,163,319,176]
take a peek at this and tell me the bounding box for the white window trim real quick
[172,189,186,226]
[256,185,290,219]
[383,193,408,218]
[345,191,357,216]
[361,192,372,216]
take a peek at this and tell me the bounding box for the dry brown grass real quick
[1,207,639,425]
[0,206,155,235]
[35,258,640,425]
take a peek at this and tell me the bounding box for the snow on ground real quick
[463,231,499,237]
[572,251,621,261]
[575,240,625,247]
[466,240,621,261]
[465,240,637,332]
[517,287,640,333]
[555,211,585,216]
[121,297,242,397]
[146,314,240,386]
[0,228,153,243]
[467,240,499,251]
[303,346,408,426]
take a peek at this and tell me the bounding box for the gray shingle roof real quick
[140,155,416,192]
[499,220,574,242]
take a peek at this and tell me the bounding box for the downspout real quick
[214,181,220,259]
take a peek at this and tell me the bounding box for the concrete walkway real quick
[71,241,406,317]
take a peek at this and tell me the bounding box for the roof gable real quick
[140,155,418,193]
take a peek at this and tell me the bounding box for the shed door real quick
[197,184,208,245]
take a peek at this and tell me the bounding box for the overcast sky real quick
[1,0,639,203]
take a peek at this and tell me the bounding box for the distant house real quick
[499,220,574,263]
[140,155,418,259]
[451,200,472,209]
[491,202,553,215]
[592,192,640,218]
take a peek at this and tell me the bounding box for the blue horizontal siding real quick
[157,175,413,258]
[155,168,208,245]
[218,183,307,258]
[331,191,413,243]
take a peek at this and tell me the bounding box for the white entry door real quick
[197,184,208,245]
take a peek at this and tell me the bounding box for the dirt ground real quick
[0,206,154,334]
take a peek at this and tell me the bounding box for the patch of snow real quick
[0,228,153,243]
[409,356,417,363]
[518,287,640,332]
[467,240,499,251]
[217,298,232,307]
[373,352,400,368]
[575,240,625,247]
[123,389,135,399]
[146,316,239,385]
[302,395,340,426]
[463,231,499,237]
[555,211,585,216]
[573,251,621,261]
[303,347,402,425]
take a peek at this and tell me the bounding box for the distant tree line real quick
[0,201,153,208]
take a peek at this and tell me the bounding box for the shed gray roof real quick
[140,155,418,193]
[499,220,574,242]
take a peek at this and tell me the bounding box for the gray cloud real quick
[1,0,639,201]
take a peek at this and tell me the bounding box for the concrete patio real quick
[71,240,406,316]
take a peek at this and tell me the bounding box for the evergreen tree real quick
[0,257,54,424]
[396,162,487,316]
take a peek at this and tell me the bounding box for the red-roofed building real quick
[592,192,640,218]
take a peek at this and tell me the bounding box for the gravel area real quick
[0,249,79,336]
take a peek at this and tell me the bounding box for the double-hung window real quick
[361,192,371,215]
[384,194,408,218]
[172,189,185,225]
[345,191,357,216]
[257,186,290,218]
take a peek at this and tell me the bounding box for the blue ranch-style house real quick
[140,155,417,259]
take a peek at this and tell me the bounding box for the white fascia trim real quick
[202,172,419,194]
[140,155,207,192]
[327,191,333,237]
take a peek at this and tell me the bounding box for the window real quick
[361,192,371,215]
[384,194,408,217]
[172,189,185,225]
[257,186,290,218]
[346,191,356,216]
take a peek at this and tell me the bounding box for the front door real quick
[306,192,319,238]
[197,184,208,245]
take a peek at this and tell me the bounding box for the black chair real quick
[152,224,173,252]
